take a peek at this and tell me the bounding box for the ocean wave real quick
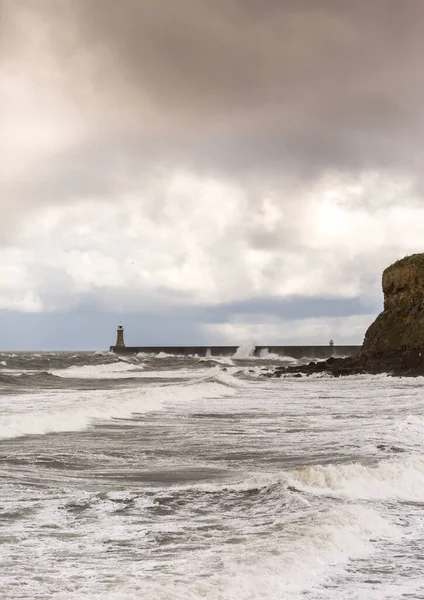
[135,351,199,359]
[0,371,62,386]
[231,344,321,363]
[0,379,238,440]
[70,503,395,600]
[287,454,424,502]
[198,356,235,366]
[190,366,249,388]
[257,348,297,361]
[50,361,145,379]
[233,343,257,359]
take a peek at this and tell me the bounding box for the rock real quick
[402,348,423,369]
[362,254,424,352]
[268,254,424,378]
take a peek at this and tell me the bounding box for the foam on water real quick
[3,356,424,599]
[258,348,297,361]
[0,379,237,439]
[232,345,304,364]
[199,356,235,366]
[51,356,248,382]
[192,366,251,388]
[233,342,256,359]
[35,502,396,600]
[287,454,424,502]
[51,361,144,379]
[0,459,399,600]
[135,351,199,359]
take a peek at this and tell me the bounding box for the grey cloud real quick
[195,295,378,323]
[55,0,424,177]
[1,1,420,348]
[3,0,424,181]
[3,0,424,222]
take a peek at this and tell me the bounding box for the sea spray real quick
[233,342,256,359]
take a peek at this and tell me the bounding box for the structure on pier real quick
[109,324,358,359]
[115,323,125,349]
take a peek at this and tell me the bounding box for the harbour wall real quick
[109,345,361,359]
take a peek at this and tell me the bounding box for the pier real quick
[109,324,360,359]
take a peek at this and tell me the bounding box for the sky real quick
[1,0,424,350]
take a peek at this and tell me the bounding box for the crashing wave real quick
[287,455,424,502]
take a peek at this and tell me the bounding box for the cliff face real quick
[269,254,424,378]
[362,254,424,352]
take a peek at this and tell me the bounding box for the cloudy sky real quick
[1,0,423,350]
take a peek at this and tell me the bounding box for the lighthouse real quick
[115,323,125,348]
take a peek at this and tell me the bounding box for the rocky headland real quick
[271,254,424,378]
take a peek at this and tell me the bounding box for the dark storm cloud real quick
[0,1,15,69]
[3,0,424,209]
[54,0,424,176]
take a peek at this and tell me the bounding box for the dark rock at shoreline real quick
[268,254,424,378]
[267,348,424,378]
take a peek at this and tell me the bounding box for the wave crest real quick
[288,455,424,501]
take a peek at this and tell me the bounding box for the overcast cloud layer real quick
[1,0,424,349]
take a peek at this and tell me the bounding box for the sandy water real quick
[1,351,424,599]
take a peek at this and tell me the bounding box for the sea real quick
[1,348,424,599]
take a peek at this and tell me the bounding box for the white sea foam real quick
[46,503,395,600]
[135,351,197,359]
[233,342,256,359]
[394,414,424,438]
[0,390,155,440]
[193,368,249,389]
[87,363,233,381]
[258,348,297,361]
[51,361,144,379]
[0,380,237,440]
[4,368,424,600]
[287,455,424,502]
[233,345,301,362]
[199,356,235,366]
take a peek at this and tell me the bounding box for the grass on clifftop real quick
[387,253,424,271]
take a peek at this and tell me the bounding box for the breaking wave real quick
[50,361,144,379]
[0,371,64,387]
[287,455,424,502]
[0,379,238,440]
[84,503,395,600]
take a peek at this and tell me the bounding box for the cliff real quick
[269,254,424,378]
[362,254,424,352]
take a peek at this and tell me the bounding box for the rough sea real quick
[1,348,424,599]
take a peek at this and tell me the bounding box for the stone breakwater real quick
[110,345,360,359]
[269,254,424,378]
